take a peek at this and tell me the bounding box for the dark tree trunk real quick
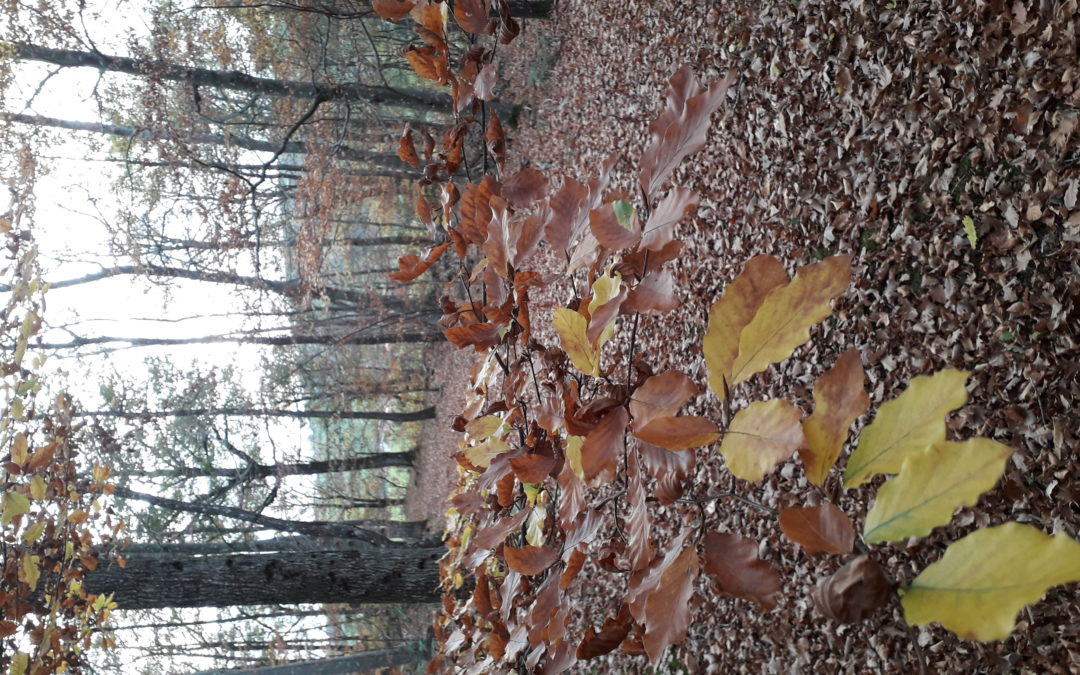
[81,406,436,423]
[187,644,426,675]
[85,548,444,608]
[129,452,414,479]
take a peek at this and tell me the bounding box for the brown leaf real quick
[641,187,698,251]
[509,451,557,484]
[626,455,653,572]
[702,531,781,610]
[459,176,498,245]
[622,268,680,315]
[404,45,441,82]
[639,68,735,197]
[371,0,415,21]
[397,125,420,168]
[576,605,633,660]
[589,201,642,250]
[800,349,869,485]
[543,177,590,257]
[778,503,855,555]
[485,114,505,170]
[454,0,491,33]
[444,322,501,350]
[580,407,629,483]
[560,548,586,590]
[637,540,699,663]
[638,440,695,505]
[504,545,559,576]
[630,370,700,430]
[474,63,498,99]
[471,509,530,551]
[495,0,520,44]
[502,167,549,207]
[634,416,719,451]
[811,555,894,623]
[389,242,451,282]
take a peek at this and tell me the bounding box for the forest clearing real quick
[0,0,1078,673]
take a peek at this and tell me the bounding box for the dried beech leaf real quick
[576,609,633,660]
[502,167,549,208]
[552,307,599,376]
[372,0,415,21]
[812,555,893,624]
[471,509,530,551]
[704,255,788,401]
[459,176,498,245]
[453,0,490,33]
[543,177,590,258]
[638,440,695,505]
[843,369,970,488]
[634,416,719,452]
[509,452,558,484]
[444,322,501,351]
[779,503,855,555]
[623,268,679,315]
[863,439,1012,544]
[720,400,805,482]
[389,242,451,282]
[730,255,852,386]
[639,67,735,198]
[629,370,699,430]
[640,544,698,663]
[641,187,698,251]
[580,407,628,483]
[589,201,641,250]
[397,125,420,168]
[626,457,653,572]
[799,349,869,485]
[560,549,586,590]
[504,545,559,576]
[903,523,1080,641]
[702,531,780,610]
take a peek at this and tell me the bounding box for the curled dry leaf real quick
[444,322,501,351]
[397,125,420,168]
[641,187,699,251]
[626,455,653,572]
[371,0,415,21]
[720,399,805,482]
[389,242,451,283]
[622,268,679,315]
[579,407,629,483]
[702,531,781,610]
[576,605,633,660]
[638,440,695,505]
[560,548,586,590]
[629,370,699,430]
[459,176,498,246]
[453,0,490,34]
[799,348,869,486]
[811,555,893,624]
[504,545,559,576]
[778,503,855,555]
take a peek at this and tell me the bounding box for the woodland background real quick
[0,0,1077,673]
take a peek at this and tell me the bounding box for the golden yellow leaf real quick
[730,255,852,386]
[553,307,599,376]
[800,349,869,485]
[863,439,1011,543]
[902,523,1080,641]
[18,553,40,591]
[704,255,788,401]
[586,267,623,347]
[11,433,28,467]
[22,521,45,545]
[466,415,503,442]
[843,369,969,488]
[565,435,585,480]
[29,475,45,501]
[720,400,805,482]
[464,436,509,469]
[1,490,30,526]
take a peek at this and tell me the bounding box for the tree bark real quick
[129,452,414,479]
[81,406,436,423]
[11,43,449,110]
[36,329,443,350]
[123,531,430,557]
[0,113,412,171]
[187,644,425,675]
[85,548,443,608]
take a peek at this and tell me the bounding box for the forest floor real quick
[409,0,1079,671]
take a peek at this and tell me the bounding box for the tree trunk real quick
[123,531,429,557]
[37,329,443,350]
[81,406,436,423]
[11,43,450,111]
[0,113,412,171]
[129,452,414,479]
[187,644,426,675]
[85,548,444,608]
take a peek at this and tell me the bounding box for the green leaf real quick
[613,200,636,229]
[963,216,977,248]
[902,523,1080,641]
[843,369,969,488]
[2,490,30,526]
[21,521,45,545]
[863,439,1012,543]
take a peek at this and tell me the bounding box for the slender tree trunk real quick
[37,329,443,350]
[187,644,426,675]
[128,452,414,479]
[123,531,429,557]
[81,406,436,423]
[11,43,450,111]
[0,113,413,171]
[85,548,444,608]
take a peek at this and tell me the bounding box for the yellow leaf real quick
[22,521,45,545]
[864,439,1012,543]
[565,435,585,480]
[963,216,977,248]
[902,523,1080,641]
[553,307,599,376]
[466,415,503,442]
[464,436,509,469]
[704,255,788,400]
[2,490,30,526]
[8,652,28,675]
[587,267,623,347]
[720,400,805,482]
[843,369,969,488]
[11,433,28,467]
[730,255,851,386]
[18,553,40,591]
[800,349,869,485]
[526,505,546,547]
[29,475,45,501]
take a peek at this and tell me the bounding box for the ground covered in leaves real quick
[415,0,1079,671]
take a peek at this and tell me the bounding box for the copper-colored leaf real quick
[509,452,557,484]
[580,407,629,483]
[396,126,419,168]
[630,370,699,430]
[504,545,559,576]
[471,509,530,551]
[589,201,642,251]
[444,322,501,350]
[502,167,548,207]
[543,177,590,257]
[634,416,719,452]
[576,606,633,660]
[730,255,852,386]
[474,63,497,99]
[719,400,805,481]
[640,543,699,663]
[638,440,695,505]
[389,242,451,282]
[459,176,497,246]
[811,555,893,623]
[702,531,781,610]
[626,456,653,572]
[799,349,869,485]
[779,503,855,555]
[454,0,491,33]
[622,268,679,315]
[639,68,735,198]
[372,0,415,21]
[560,549,586,590]
[485,113,505,169]
[404,45,441,81]
[641,187,698,251]
[704,255,789,401]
